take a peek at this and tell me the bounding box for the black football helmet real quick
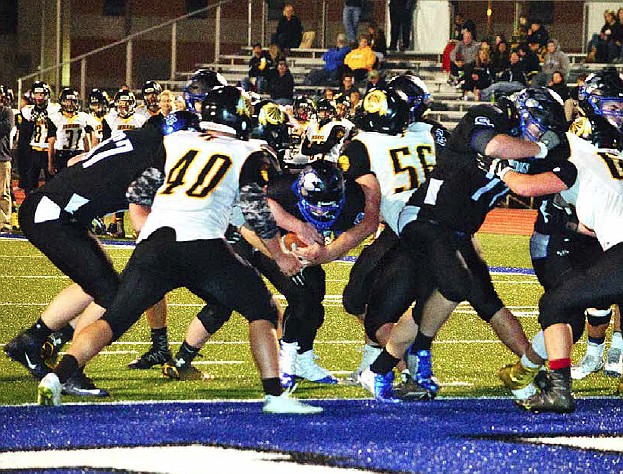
[201,86,252,140]
[387,74,431,123]
[357,87,410,135]
[142,80,162,112]
[114,89,136,118]
[296,160,346,230]
[513,87,567,142]
[184,69,228,112]
[578,67,623,130]
[59,87,80,114]
[30,81,51,109]
[251,100,290,155]
[293,95,315,122]
[160,110,200,136]
[316,98,336,127]
[88,88,109,118]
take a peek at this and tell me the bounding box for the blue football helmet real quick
[513,87,567,142]
[579,67,623,130]
[295,160,345,230]
[183,69,228,112]
[387,74,432,124]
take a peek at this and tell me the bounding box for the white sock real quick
[611,331,623,350]
[531,330,549,361]
[586,340,606,357]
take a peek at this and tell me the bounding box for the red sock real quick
[549,358,571,371]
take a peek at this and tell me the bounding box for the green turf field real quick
[0,234,619,405]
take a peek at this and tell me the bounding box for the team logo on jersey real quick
[258,103,283,125]
[338,154,350,172]
[236,94,252,117]
[474,116,493,127]
[363,90,388,116]
[569,116,591,139]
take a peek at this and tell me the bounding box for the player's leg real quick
[127,297,171,370]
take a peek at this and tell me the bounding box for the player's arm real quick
[239,150,301,276]
[47,136,56,174]
[125,167,164,233]
[498,160,576,197]
[267,198,323,245]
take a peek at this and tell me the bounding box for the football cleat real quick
[342,344,382,386]
[263,391,323,415]
[499,361,540,399]
[394,373,432,401]
[409,349,439,398]
[37,373,62,406]
[295,350,338,384]
[571,345,605,380]
[4,332,51,380]
[62,370,109,397]
[106,222,126,239]
[604,347,623,377]
[162,359,213,381]
[41,332,65,369]
[359,367,400,403]
[279,341,298,389]
[128,345,171,370]
[516,371,576,413]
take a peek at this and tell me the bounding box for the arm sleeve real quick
[340,139,373,181]
[126,167,165,206]
[238,150,281,240]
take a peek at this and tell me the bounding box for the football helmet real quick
[513,87,567,142]
[88,88,109,118]
[142,80,162,112]
[357,87,410,135]
[316,99,336,127]
[578,67,623,130]
[251,100,290,155]
[59,87,80,115]
[184,69,228,112]
[160,110,200,136]
[387,74,431,123]
[295,160,346,230]
[201,86,252,140]
[293,96,315,123]
[114,89,136,118]
[30,81,51,109]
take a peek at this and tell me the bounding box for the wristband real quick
[497,166,512,180]
[535,141,548,159]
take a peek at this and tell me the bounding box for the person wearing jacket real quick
[344,36,378,82]
[304,34,351,86]
[531,39,570,87]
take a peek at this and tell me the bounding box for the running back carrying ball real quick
[281,232,307,252]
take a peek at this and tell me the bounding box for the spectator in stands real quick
[449,29,480,87]
[531,39,570,87]
[343,0,363,45]
[491,38,510,75]
[242,43,272,93]
[515,15,529,44]
[453,12,477,41]
[323,88,335,102]
[0,86,13,234]
[565,72,588,122]
[336,72,359,105]
[615,8,623,63]
[174,95,186,111]
[344,35,377,82]
[548,70,570,102]
[479,49,527,102]
[389,0,417,52]
[367,22,387,61]
[462,47,493,101]
[593,9,621,63]
[272,4,303,51]
[348,89,362,116]
[365,69,386,93]
[303,34,350,86]
[269,59,295,105]
[517,42,541,83]
[526,18,549,57]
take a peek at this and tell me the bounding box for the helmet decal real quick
[363,89,389,116]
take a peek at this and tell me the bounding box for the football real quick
[281,232,307,252]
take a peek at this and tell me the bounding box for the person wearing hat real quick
[303,34,351,86]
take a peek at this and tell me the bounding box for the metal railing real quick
[17,0,243,101]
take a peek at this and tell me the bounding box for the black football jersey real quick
[407,104,513,234]
[35,126,165,224]
[267,173,365,239]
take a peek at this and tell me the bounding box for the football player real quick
[300,98,353,163]
[36,86,322,415]
[4,111,197,396]
[86,88,110,146]
[47,88,94,174]
[183,68,228,113]
[19,81,60,194]
[102,89,147,238]
[135,80,162,120]
[282,95,315,170]
[359,87,567,402]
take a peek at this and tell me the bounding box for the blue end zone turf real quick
[0,398,621,472]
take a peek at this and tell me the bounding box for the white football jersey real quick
[104,112,146,134]
[87,114,105,143]
[49,111,92,151]
[303,118,353,163]
[21,103,61,150]
[135,105,158,121]
[353,123,437,233]
[560,133,623,251]
[139,131,265,242]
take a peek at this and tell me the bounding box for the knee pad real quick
[586,307,612,327]
[197,304,233,335]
